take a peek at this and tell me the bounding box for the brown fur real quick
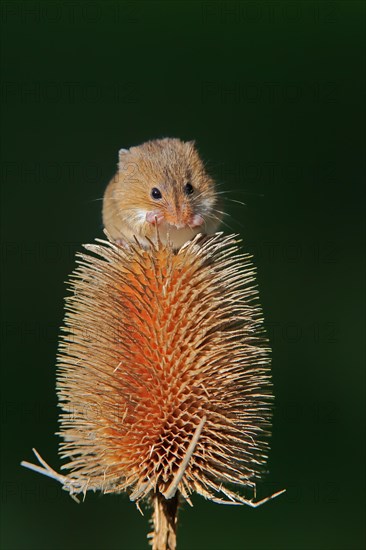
[103,138,222,248]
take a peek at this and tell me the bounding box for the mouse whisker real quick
[226,199,247,207]
[191,189,210,202]
[212,190,231,196]
[206,212,233,232]
[215,185,265,198]
[212,209,229,217]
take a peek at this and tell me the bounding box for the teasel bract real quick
[22,232,284,550]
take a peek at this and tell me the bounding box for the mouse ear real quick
[185,140,197,152]
[118,148,129,161]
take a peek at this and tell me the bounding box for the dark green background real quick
[1,1,365,549]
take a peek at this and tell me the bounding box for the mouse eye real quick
[184,182,194,195]
[151,187,162,200]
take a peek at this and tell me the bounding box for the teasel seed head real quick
[21,232,285,549]
[53,232,273,507]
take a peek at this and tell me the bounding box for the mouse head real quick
[116,138,221,247]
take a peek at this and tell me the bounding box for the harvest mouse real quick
[102,138,222,249]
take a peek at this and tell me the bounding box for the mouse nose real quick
[170,214,204,230]
[146,211,164,224]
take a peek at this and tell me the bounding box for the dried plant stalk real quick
[22,232,284,549]
[149,493,179,550]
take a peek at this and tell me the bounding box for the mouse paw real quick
[146,211,164,225]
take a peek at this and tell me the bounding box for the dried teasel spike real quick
[21,232,285,549]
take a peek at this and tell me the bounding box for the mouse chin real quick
[144,211,205,248]
[158,223,203,249]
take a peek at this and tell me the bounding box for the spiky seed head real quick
[56,233,272,505]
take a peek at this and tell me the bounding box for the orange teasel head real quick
[21,232,284,547]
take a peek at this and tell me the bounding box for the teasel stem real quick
[149,493,179,550]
